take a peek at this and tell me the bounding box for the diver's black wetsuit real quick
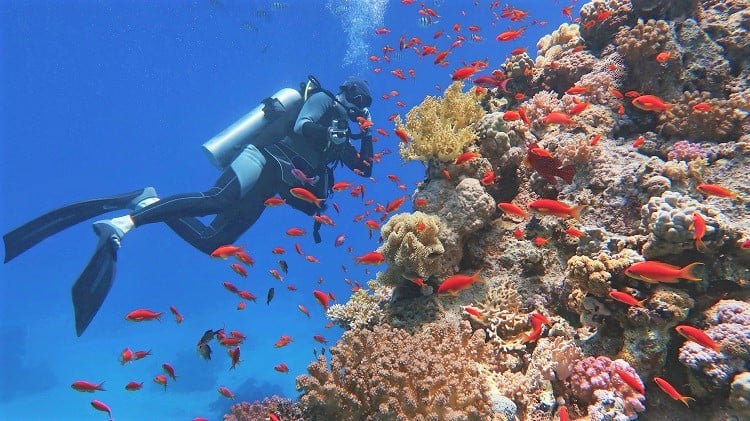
[130,90,373,254]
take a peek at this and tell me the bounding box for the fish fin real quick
[680,262,704,281]
[557,164,576,184]
[570,205,587,221]
[680,396,695,407]
[695,239,707,252]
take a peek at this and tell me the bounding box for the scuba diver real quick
[3,75,374,336]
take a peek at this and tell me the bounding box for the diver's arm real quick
[341,133,373,178]
[294,92,332,142]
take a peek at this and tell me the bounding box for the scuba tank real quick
[202,87,306,169]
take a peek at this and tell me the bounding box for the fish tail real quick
[695,239,707,252]
[315,198,324,208]
[570,205,587,221]
[680,396,695,407]
[680,262,704,281]
[472,269,483,283]
[557,164,576,184]
[311,176,320,186]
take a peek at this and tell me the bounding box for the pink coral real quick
[224,396,303,421]
[667,140,707,161]
[566,356,646,419]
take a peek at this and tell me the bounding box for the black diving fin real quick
[3,188,153,263]
[71,223,120,337]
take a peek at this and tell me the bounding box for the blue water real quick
[0,1,568,419]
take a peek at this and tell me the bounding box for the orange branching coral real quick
[296,321,497,420]
[658,90,749,142]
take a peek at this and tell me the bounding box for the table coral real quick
[678,299,750,391]
[657,91,749,143]
[566,356,646,420]
[378,211,445,281]
[296,321,497,420]
[397,81,484,163]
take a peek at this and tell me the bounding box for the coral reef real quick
[729,372,750,413]
[296,321,499,420]
[566,356,646,420]
[678,299,750,392]
[326,286,386,330]
[378,211,445,281]
[657,90,749,143]
[566,249,643,299]
[397,81,485,163]
[224,396,303,421]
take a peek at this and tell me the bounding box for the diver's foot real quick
[129,187,160,211]
[93,218,132,248]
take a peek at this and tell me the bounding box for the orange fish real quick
[589,134,602,146]
[566,227,586,238]
[210,245,242,259]
[691,212,707,252]
[238,290,256,302]
[269,269,283,281]
[223,281,239,294]
[533,236,549,246]
[437,270,482,295]
[230,263,247,278]
[169,305,183,323]
[696,183,738,199]
[525,143,576,184]
[496,27,525,41]
[480,170,495,186]
[608,290,645,307]
[332,181,352,192]
[528,199,586,220]
[90,400,113,418]
[615,369,645,394]
[133,349,151,360]
[125,309,162,322]
[558,405,569,421]
[463,306,485,320]
[513,227,524,240]
[154,374,168,391]
[624,261,703,283]
[631,95,670,112]
[653,377,694,407]
[71,380,105,393]
[218,386,235,399]
[289,187,324,208]
[162,363,177,381]
[497,203,528,218]
[286,227,305,236]
[542,112,574,125]
[455,151,479,165]
[228,347,241,369]
[692,102,713,112]
[124,381,143,391]
[394,128,410,143]
[655,51,671,64]
[565,86,588,95]
[271,246,285,254]
[632,136,645,148]
[355,251,385,265]
[298,304,310,318]
[274,335,293,348]
[313,290,330,310]
[451,66,479,81]
[274,362,289,373]
[263,197,286,207]
[675,325,720,352]
[120,348,133,365]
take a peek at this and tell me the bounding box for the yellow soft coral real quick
[397,81,485,162]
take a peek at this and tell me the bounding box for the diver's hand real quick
[327,124,350,145]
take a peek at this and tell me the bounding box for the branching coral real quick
[296,321,497,420]
[678,299,750,392]
[566,356,646,420]
[657,91,749,143]
[397,81,485,162]
[378,211,445,281]
[327,287,386,330]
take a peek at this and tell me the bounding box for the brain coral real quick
[678,299,750,391]
[566,356,646,420]
[397,81,484,162]
[296,321,497,420]
[378,211,444,281]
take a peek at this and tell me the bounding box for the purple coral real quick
[678,300,750,391]
[567,356,646,420]
[667,140,707,161]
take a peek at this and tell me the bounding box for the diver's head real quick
[338,77,372,122]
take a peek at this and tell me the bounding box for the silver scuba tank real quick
[202,87,303,169]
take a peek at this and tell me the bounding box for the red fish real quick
[237,290,255,301]
[286,227,305,236]
[274,362,289,373]
[289,187,324,208]
[615,369,645,394]
[162,363,178,381]
[543,112,574,125]
[234,250,254,265]
[653,377,694,406]
[608,290,645,307]
[120,348,133,365]
[691,212,707,252]
[71,380,105,393]
[496,27,525,41]
[125,381,143,391]
[218,386,235,399]
[632,95,670,112]
[223,281,239,294]
[624,261,703,283]
[210,244,242,259]
[133,350,151,360]
[696,183,738,199]
[386,197,407,213]
[394,128,410,143]
[274,335,293,348]
[263,197,286,207]
[566,227,586,238]
[437,270,482,295]
[675,325,720,352]
[313,290,330,310]
[355,251,385,265]
[228,347,241,369]
[154,374,168,391]
[332,181,352,192]
[455,151,479,165]
[230,263,247,278]
[528,199,586,220]
[125,309,162,322]
[497,202,528,218]
[169,305,184,324]
[525,143,576,184]
[90,400,113,418]
[298,304,310,318]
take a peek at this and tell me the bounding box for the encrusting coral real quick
[397,81,485,163]
[657,90,749,143]
[295,321,499,420]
